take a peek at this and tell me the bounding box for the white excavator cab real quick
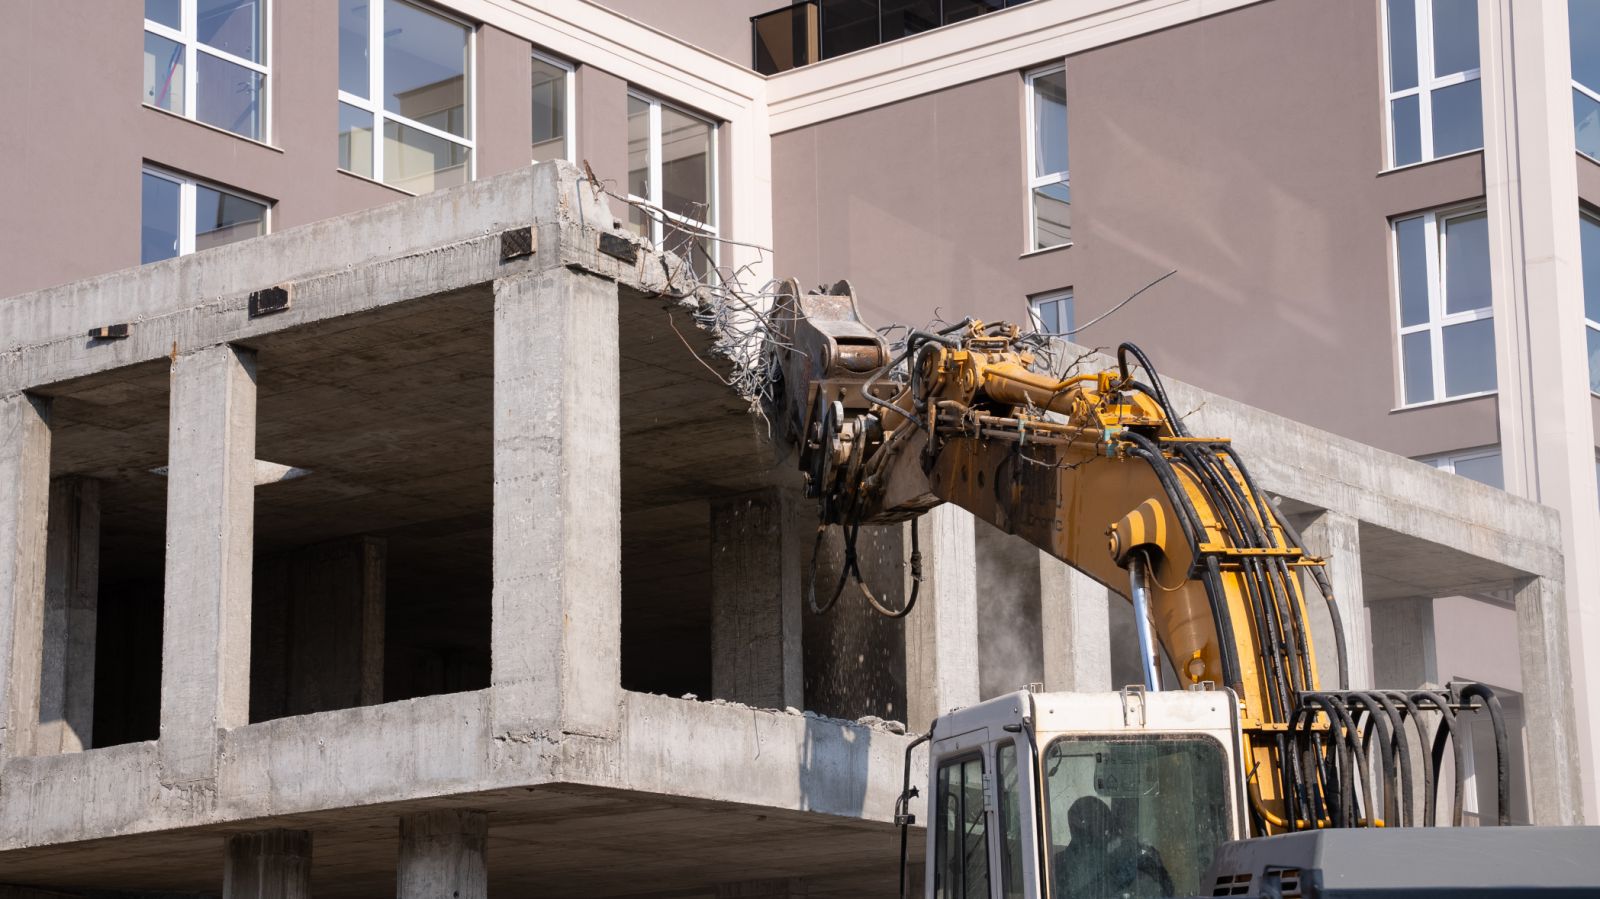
[918,686,1249,899]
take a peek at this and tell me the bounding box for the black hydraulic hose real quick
[899,730,933,899]
[1460,683,1511,826]
[1391,691,1438,826]
[1368,691,1416,827]
[1117,343,1190,437]
[1273,509,1351,692]
[1416,690,1467,827]
[1353,693,1402,826]
[1202,557,1245,689]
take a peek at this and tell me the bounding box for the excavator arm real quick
[767,280,1399,834]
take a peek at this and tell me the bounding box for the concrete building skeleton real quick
[0,0,1595,893]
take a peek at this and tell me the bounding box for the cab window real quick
[997,741,1026,898]
[934,754,990,898]
[1043,736,1228,899]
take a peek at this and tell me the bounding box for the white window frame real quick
[1423,445,1503,488]
[1024,62,1069,251]
[1392,205,1495,407]
[142,165,271,260]
[1381,0,1483,168]
[336,0,476,187]
[1028,289,1074,335]
[1583,209,1600,396]
[143,0,272,141]
[626,90,720,265]
[532,50,576,164]
[1575,0,1600,159]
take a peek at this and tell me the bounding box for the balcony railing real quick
[752,0,1036,75]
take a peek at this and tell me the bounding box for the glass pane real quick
[1395,216,1430,327]
[1391,94,1422,166]
[144,31,185,114]
[1402,330,1435,404]
[338,102,375,177]
[1589,327,1600,394]
[998,743,1024,899]
[1582,214,1600,324]
[384,0,468,138]
[141,173,181,264]
[627,204,651,241]
[146,0,181,28]
[531,58,568,162]
[1430,78,1483,157]
[1032,69,1068,177]
[881,0,940,40]
[196,51,264,140]
[1573,0,1600,91]
[1453,451,1503,488]
[1032,298,1059,334]
[193,185,266,252]
[1033,182,1071,250]
[628,95,651,199]
[1443,212,1490,313]
[383,119,470,194]
[1576,88,1600,161]
[819,0,879,59]
[661,107,713,225]
[339,0,370,98]
[945,0,1006,24]
[934,756,990,899]
[197,0,262,63]
[1045,738,1227,899]
[1387,0,1419,91]
[1432,0,1479,76]
[1442,318,1497,396]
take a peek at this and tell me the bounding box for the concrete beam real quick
[1039,556,1111,693]
[905,505,979,732]
[1369,597,1436,690]
[397,810,486,899]
[38,476,99,753]
[0,394,50,762]
[717,879,809,898]
[1515,576,1584,824]
[491,268,621,740]
[710,488,804,709]
[1297,509,1371,691]
[224,830,311,899]
[160,344,257,785]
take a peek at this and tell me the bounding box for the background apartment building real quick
[0,0,1595,892]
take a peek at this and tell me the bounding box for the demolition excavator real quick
[762,280,1600,898]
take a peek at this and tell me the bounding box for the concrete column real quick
[1297,510,1372,691]
[1513,576,1584,824]
[224,830,311,899]
[972,523,1046,699]
[1368,597,1436,690]
[397,810,486,899]
[38,476,99,753]
[905,504,980,732]
[160,344,257,785]
[801,523,908,721]
[716,879,808,898]
[0,393,51,762]
[1040,558,1112,693]
[710,488,804,709]
[492,269,620,739]
[1481,0,1600,816]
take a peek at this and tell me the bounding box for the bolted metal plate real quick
[598,232,638,264]
[88,323,132,340]
[249,285,292,318]
[500,226,535,261]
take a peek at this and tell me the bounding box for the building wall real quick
[771,0,1498,458]
[588,0,775,64]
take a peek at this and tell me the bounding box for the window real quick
[1573,0,1600,160]
[1393,207,1496,405]
[1582,211,1600,392]
[143,0,268,140]
[933,754,990,899]
[1425,446,1504,488]
[141,167,268,264]
[627,92,719,278]
[1044,736,1228,899]
[1025,64,1070,250]
[1029,290,1075,335]
[1383,0,1483,167]
[338,0,473,194]
[531,53,574,164]
[996,742,1025,899]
